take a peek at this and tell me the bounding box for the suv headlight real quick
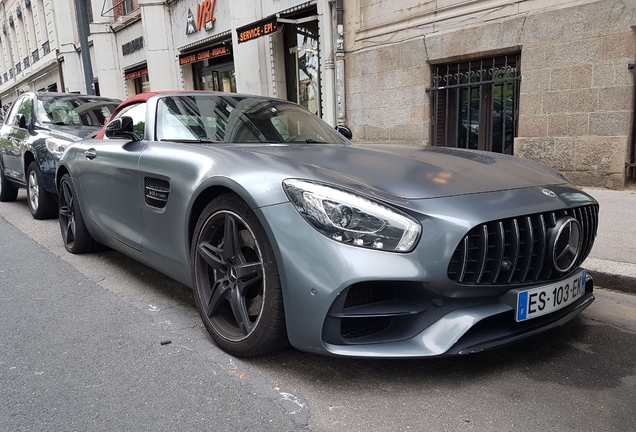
[45,138,69,156]
[282,179,421,252]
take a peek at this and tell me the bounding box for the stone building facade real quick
[342,0,636,188]
[1,0,633,188]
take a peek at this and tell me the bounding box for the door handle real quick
[84,148,97,160]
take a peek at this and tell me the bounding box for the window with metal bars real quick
[427,54,521,155]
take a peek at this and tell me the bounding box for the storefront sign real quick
[236,16,277,44]
[125,68,148,80]
[122,36,144,56]
[186,0,216,35]
[179,44,230,66]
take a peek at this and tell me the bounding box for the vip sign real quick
[186,0,216,35]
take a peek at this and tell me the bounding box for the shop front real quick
[179,42,235,92]
[173,0,236,92]
[124,66,150,95]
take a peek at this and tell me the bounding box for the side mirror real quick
[16,113,27,129]
[105,116,139,141]
[335,125,352,140]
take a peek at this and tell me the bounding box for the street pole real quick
[74,0,94,95]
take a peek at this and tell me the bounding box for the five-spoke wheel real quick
[58,173,100,254]
[191,193,287,356]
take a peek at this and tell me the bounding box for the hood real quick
[42,124,102,141]
[238,144,569,199]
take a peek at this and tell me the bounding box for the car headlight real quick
[45,138,69,156]
[282,179,421,252]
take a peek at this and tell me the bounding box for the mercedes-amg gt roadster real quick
[55,91,598,358]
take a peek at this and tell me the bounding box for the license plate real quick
[516,270,586,322]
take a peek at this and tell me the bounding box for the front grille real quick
[448,205,598,285]
[144,177,171,209]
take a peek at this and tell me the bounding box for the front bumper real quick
[256,186,597,358]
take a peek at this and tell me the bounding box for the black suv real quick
[0,92,120,218]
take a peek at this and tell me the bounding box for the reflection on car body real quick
[55,91,598,358]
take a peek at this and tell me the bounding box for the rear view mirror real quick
[335,125,352,140]
[105,116,139,141]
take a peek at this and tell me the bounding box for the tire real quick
[191,193,288,357]
[26,162,57,219]
[58,173,101,254]
[0,166,18,202]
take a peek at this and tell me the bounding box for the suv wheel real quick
[26,162,57,219]
[0,166,18,202]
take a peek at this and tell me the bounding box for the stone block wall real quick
[344,38,431,146]
[515,1,635,189]
[344,0,636,189]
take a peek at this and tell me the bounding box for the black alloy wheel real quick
[191,193,288,357]
[0,166,18,202]
[26,162,57,219]
[58,173,100,254]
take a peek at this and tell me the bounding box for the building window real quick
[42,41,50,55]
[428,54,520,155]
[113,0,139,19]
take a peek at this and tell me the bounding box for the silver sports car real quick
[56,91,598,358]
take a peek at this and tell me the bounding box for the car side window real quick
[17,97,34,128]
[112,103,147,139]
[5,97,23,127]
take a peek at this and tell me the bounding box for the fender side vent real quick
[144,177,170,209]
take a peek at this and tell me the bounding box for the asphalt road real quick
[1,191,635,431]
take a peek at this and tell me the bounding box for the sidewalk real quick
[582,187,636,294]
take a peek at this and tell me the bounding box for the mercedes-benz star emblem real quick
[549,216,582,273]
[542,188,557,198]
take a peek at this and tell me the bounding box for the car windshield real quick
[37,95,119,127]
[156,95,349,144]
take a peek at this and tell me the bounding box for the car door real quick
[77,102,148,251]
[0,96,30,181]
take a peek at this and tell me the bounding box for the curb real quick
[583,258,636,295]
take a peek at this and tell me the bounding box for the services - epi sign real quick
[236,16,277,43]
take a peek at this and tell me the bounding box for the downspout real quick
[335,0,346,125]
[74,0,94,94]
[628,61,635,183]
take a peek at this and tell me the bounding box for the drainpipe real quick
[74,0,94,94]
[335,0,346,125]
[628,62,635,182]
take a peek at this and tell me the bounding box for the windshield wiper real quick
[160,138,218,143]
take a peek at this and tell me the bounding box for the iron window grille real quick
[23,57,29,69]
[42,41,50,56]
[15,62,21,74]
[32,49,39,63]
[427,54,521,155]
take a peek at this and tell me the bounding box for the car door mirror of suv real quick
[105,116,140,141]
[16,113,27,129]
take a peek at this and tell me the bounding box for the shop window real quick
[428,54,520,154]
[195,61,236,93]
[284,17,321,117]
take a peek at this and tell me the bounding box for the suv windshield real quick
[37,95,119,127]
[156,95,349,144]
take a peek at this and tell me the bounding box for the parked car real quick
[0,92,120,218]
[55,91,598,358]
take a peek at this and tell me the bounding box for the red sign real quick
[179,44,231,66]
[125,68,148,80]
[236,17,277,44]
[197,0,216,31]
